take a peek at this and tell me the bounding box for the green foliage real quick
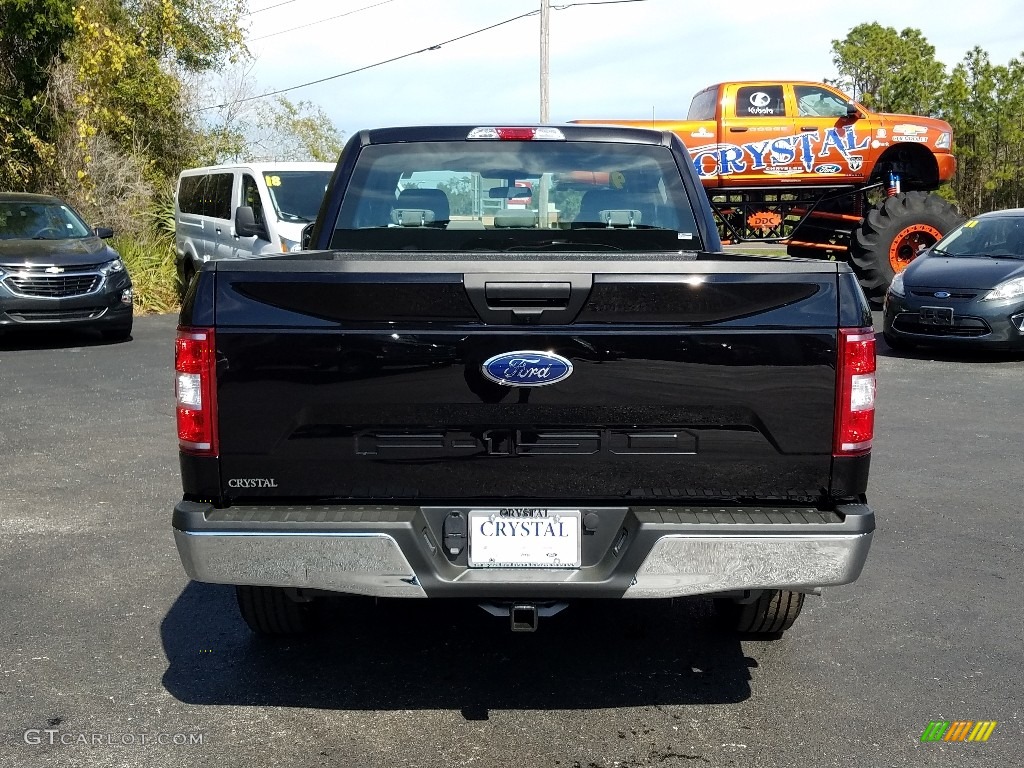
[550,188,582,222]
[0,0,76,189]
[831,23,945,114]
[940,48,1024,214]
[253,96,345,162]
[438,176,476,216]
[118,0,248,71]
[112,232,180,315]
[834,24,1024,215]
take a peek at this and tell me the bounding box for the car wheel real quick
[883,331,916,352]
[235,585,322,636]
[179,263,196,300]
[715,589,805,636]
[850,191,962,304]
[101,320,133,342]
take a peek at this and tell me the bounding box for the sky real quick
[234,0,1024,141]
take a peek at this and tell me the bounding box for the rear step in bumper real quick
[174,529,428,598]
[172,501,874,599]
[622,533,871,598]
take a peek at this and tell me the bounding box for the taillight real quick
[466,127,566,141]
[175,326,218,456]
[834,328,876,456]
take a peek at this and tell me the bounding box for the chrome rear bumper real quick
[173,501,874,599]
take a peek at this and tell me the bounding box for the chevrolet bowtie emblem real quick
[44,266,64,274]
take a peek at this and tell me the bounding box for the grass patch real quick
[112,234,180,315]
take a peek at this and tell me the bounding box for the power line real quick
[250,0,395,41]
[246,0,303,15]
[203,9,539,110]
[204,0,652,111]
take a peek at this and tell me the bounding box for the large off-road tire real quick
[850,191,963,303]
[235,585,322,636]
[715,590,805,637]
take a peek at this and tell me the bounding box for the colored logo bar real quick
[921,721,997,742]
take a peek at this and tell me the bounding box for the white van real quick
[173,162,336,288]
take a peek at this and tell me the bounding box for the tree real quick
[941,48,1024,214]
[38,0,250,229]
[831,23,946,114]
[438,176,476,216]
[252,96,344,162]
[196,62,346,164]
[0,0,76,188]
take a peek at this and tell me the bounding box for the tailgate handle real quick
[464,273,592,324]
[485,281,571,310]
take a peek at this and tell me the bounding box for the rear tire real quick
[235,585,322,636]
[850,191,962,303]
[715,590,805,636]
[179,263,196,301]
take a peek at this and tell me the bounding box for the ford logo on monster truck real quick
[482,351,573,387]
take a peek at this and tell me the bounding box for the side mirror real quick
[846,102,861,119]
[300,223,314,250]
[234,206,268,239]
[94,226,114,239]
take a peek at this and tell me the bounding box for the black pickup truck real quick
[173,125,876,637]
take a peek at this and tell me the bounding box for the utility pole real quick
[538,0,551,226]
[540,0,550,123]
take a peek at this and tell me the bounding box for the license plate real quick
[468,509,581,568]
[920,306,954,326]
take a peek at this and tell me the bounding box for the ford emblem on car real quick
[481,350,573,387]
[934,291,951,298]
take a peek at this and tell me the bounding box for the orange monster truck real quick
[576,80,962,300]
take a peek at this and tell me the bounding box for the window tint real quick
[262,171,333,222]
[241,174,266,227]
[735,86,786,118]
[207,173,234,220]
[686,88,718,121]
[795,86,852,118]
[330,140,700,253]
[0,201,92,240]
[177,172,233,219]
[177,175,207,215]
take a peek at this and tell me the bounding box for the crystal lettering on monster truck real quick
[689,126,870,177]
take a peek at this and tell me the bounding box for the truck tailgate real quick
[204,256,847,504]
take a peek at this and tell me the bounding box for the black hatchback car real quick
[0,193,133,340]
[883,208,1024,351]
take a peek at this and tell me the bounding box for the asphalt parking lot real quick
[1,313,1021,768]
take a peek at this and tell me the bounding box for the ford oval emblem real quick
[813,164,842,174]
[481,350,573,387]
[934,291,951,299]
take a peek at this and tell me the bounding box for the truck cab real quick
[580,81,956,191]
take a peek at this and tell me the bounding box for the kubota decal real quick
[688,126,869,178]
